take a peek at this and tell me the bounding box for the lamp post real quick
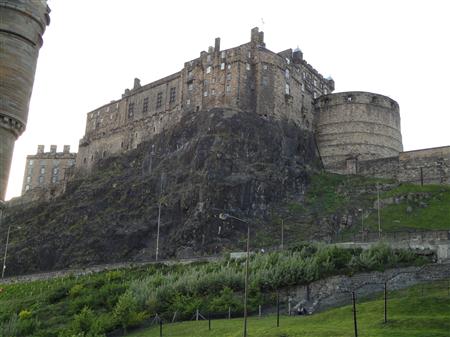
[358,209,364,241]
[219,213,250,337]
[377,184,381,239]
[0,201,8,279]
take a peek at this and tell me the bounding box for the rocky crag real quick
[4,108,325,274]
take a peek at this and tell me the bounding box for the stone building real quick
[0,0,50,201]
[76,27,334,171]
[21,145,76,195]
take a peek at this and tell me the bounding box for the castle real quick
[20,27,450,197]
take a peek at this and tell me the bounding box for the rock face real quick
[3,108,321,274]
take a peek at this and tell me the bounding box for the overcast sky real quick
[5,0,450,200]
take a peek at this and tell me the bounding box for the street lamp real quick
[0,200,7,279]
[376,184,381,239]
[219,213,250,337]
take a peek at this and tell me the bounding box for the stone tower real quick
[0,0,50,201]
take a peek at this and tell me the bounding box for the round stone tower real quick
[314,91,403,174]
[0,0,50,200]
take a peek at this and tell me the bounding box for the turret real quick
[0,0,50,201]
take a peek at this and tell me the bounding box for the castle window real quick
[221,63,225,70]
[285,69,290,79]
[301,83,305,92]
[346,95,353,102]
[186,99,191,105]
[246,63,250,71]
[303,72,306,79]
[226,73,231,81]
[25,185,30,191]
[221,51,226,59]
[204,80,208,86]
[169,87,176,103]
[324,88,328,95]
[188,83,193,91]
[206,66,212,74]
[226,84,231,93]
[128,102,134,118]
[207,54,211,63]
[143,97,149,113]
[28,167,33,175]
[286,58,290,64]
[263,64,268,70]
[40,167,45,174]
[156,92,163,108]
[29,160,34,166]
[106,106,110,112]
[26,176,31,183]
[83,158,87,164]
[52,167,59,175]
[188,70,192,79]
[52,176,58,184]
[285,84,290,95]
[203,91,208,97]
[314,79,317,87]
[227,64,231,70]
[212,89,216,96]
[247,51,251,58]
[313,92,318,99]
[39,176,44,184]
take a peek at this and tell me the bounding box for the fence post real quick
[196,308,199,321]
[208,313,211,331]
[259,305,262,317]
[448,280,450,296]
[352,292,358,337]
[228,306,231,320]
[159,319,163,337]
[288,297,291,316]
[276,291,280,328]
[384,282,388,324]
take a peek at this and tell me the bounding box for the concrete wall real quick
[314,92,403,174]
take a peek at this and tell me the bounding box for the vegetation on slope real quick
[0,244,427,337]
[127,281,450,337]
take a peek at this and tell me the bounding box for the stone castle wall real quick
[75,28,334,173]
[357,146,450,185]
[314,92,403,174]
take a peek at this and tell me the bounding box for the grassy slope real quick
[128,282,450,337]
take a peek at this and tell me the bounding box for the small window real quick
[142,97,149,113]
[221,51,226,59]
[347,96,353,102]
[226,84,231,93]
[188,83,193,91]
[52,167,59,175]
[169,87,176,103]
[203,91,208,97]
[25,185,30,191]
[207,54,211,63]
[301,83,305,92]
[285,69,290,79]
[128,102,134,118]
[39,176,44,184]
[313,92,318,99]
[324,88,328,95]
[263,64,268,70]
[40,167,45,174]
[226,73,231,81]
[29,160,34,166]
[188,70,192,78]
[246,63,250,71]
[26,176,31,183]
[211,89,216,96]
[206,66,212,74]
[186,99,191,105]
[247,51,251,58]
[52,175,58,183]
[156,92,163,108]
[221,63,225,70]
[314,79,317,87]
[286,58,290,64]
[303,72,306,79]
[227,64,231,70]
[285,84,290,95]
[106,106,110,112]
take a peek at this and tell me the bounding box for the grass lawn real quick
[127,282,450,337]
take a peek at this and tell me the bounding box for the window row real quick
[127,88,178,117]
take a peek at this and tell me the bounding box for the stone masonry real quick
[0,0,50,201]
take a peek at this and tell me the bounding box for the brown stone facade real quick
[76,27,334,172]
[21,145,76,195]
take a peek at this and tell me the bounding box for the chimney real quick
[133,78,141,89]
[50,145,57,154]
[63,145,70,153]
[37,145,44,154]
[214,37,221,53]
[251,27,264,46]
[293,49,303,64]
